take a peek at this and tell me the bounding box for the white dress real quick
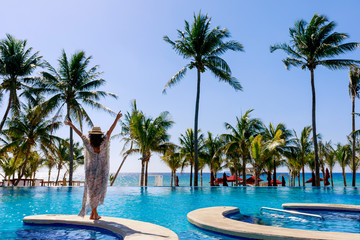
[79,134,110,217]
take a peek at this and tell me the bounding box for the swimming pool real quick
[231,209,360,234]
[1,186,360,239]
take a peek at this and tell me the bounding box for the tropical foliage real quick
[271,13,360,186]
[164,12,243,186]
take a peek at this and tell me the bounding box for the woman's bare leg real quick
[90,208,101,220]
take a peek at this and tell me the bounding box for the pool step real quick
[260,207,323,219]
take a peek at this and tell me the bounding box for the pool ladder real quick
[260,207,324,220]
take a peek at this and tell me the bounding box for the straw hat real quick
[89,126,103,135]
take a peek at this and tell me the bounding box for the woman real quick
[64,111,122,220]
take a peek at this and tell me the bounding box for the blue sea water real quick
[111,172,359,187]
[1,186,360,239]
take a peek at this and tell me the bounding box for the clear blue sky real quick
[1,0,360,173]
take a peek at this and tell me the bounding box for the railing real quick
[1,179,84,187]
[260,207,323,219]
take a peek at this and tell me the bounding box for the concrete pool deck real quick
[282,203,360,212]
[187,206,360,240]
[23,214,179,240]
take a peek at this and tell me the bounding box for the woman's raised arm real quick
[107,111,122,138]
[64,120,83,138]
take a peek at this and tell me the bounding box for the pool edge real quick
[23,214,179,240]
[187,206,360,240]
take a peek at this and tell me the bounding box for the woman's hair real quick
[89,134,105,148]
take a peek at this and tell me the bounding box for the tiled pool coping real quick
[282,203,360,212]
[23,214,179,240]
[187,206,360,240]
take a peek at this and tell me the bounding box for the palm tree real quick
[349,66,360,186]
[222,110,263,186]
[284,148,302,186]
[335,143,351,187]
[323,141,336,187]
[128,111,173,186]
[0,153,20,185]
[0,100,61,185]
[179,128,204,186]
[203,132,224,186]
[271,14,360,186]
[110,100,140,186]
[36,50,116,185]
[294,126,313,186]
[163,12,243,186]
[0,34,43,133]
[249,131,285,186]
[263,123,293,186]
[161,146,182,187]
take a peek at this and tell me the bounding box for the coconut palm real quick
[128,111,173,186]
[334,143,351,187]
[27,151,45,182]
[163,12,243,186]
[323,142,336,187]
[249,130,285,186]
[0,153,21,185]
[222,110,263,186]
[0,34,43,133]
[284,148,302,186]
[271,14,360,186]
[161,146,182,187]
[293,126,313,186]
[110,100,140,186]
[203,132,224,186]
[0,100,61,186]
[263,123,293,186]
[349,66,360,186]
[35,50,116,185]
[179,128,204,186]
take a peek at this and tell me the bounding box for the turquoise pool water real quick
[231,209,360,234]
[1,186,360,239]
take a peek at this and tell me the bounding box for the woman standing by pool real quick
[64,111,122,220]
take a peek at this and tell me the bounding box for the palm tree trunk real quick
[321,167,326,187]
[110,142,133,186]
[210,170,214,186]
[242,157,247,186]
[190,162,193,186]
[273,158,277,186]
[330,169,334,187]
[193,68,201,187]
[48,166,52,182]
[310,69,320,187]
[0,95,12,134]
[55,166,61,185]
[297,174,300,187]
[201,169,203,186]
[14,145,31,186]
[140,153,146,186]
[342,167,347,187]
[67,107,74,186]
[171,170,173,187]
[145,159,149,186]
[302,163,305,187]
[352,96,356,187]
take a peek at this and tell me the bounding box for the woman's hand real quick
[116,111,123,119]
[64,120,72,126]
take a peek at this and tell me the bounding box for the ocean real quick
[30,170,359,187]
